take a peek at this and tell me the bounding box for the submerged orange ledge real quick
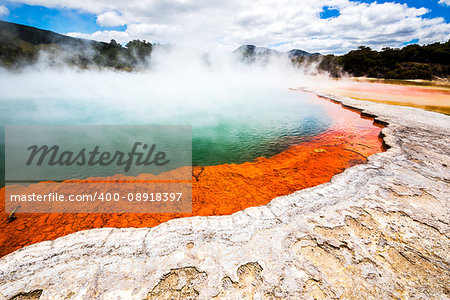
[0,96,385,258]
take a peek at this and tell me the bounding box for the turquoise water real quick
[0,88,332,183]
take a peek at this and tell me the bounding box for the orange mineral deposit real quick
[0,95,385,257]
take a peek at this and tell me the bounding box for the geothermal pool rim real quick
[0,92,449,299]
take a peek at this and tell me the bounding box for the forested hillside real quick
[303,41,450,79]
[0,20,152,70]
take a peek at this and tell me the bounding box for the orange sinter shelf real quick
[0,94,385,258]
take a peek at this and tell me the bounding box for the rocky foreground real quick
[0,93,449,299]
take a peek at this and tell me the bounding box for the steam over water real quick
[0,49,333,179]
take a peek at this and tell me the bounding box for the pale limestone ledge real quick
[0,92,449,299]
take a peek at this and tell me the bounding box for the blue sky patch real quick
[0,3,126,33]
[401,38,420,46]
[320,6,341,19]
[351,0,450,22]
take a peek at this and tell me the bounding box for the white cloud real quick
[96,11,126,27]
[6,0,450,53]
[0,5,9,16]
[68,30,130,44]
[439,0,450,6]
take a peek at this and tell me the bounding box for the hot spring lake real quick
[0,88,335,180]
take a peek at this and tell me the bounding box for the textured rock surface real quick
[0,93,449,299]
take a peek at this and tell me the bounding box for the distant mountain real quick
[233,44,319,63]
[233,45,281,56]
[287,49,320,58]
[234,42,450,80]
[0,20,103,47]
[0,20,152,69]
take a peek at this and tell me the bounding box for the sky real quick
[0,0,449,54]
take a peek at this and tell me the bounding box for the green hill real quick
[0,20,152,70]
[300,42,450,79]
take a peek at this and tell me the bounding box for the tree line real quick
[0,20,152,70]
[299,40,450,80]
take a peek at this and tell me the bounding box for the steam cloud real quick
[0,45,333,127]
